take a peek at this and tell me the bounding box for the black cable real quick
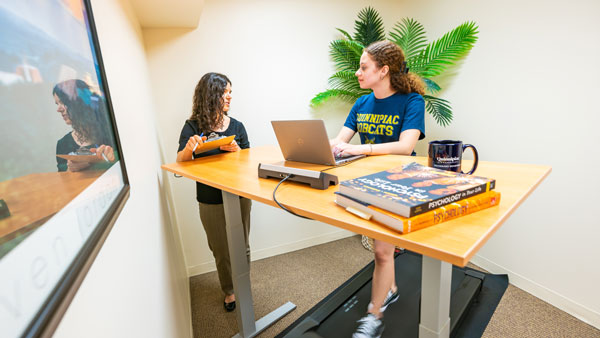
[273,174,312,219]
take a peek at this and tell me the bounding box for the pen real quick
[95,144,110,162]
[193,132,204,153]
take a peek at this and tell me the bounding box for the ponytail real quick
[365,41,425,95]
[390,72,425,96]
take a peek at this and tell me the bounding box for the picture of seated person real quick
[53,79,116,172]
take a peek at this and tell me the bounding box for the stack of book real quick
[336,162,500,234]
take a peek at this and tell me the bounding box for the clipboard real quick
[194,135,235,154]
[56,154,104,163]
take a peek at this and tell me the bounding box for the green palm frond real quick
[311,89,363,107]
[410,22,478,78]
[336,28,353,40]
[389,18,427,62]
[422,78,441,94]
[329,39,363,72]
[353,7,386,46]
[328,71,362,92]
[424,95,453,127]
[312,7,479,126]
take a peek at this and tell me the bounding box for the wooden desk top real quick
[0,171,102,240]
[162,145,551,266]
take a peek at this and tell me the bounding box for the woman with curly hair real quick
[176,72,250,312]
[329,41,426,338]
[53,79,116,172]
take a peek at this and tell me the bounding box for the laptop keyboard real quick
[334,153,364,165]
[334,153,350,161]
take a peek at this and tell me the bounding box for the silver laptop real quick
[271,119,365,166]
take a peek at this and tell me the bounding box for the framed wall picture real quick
[0,1,130,336]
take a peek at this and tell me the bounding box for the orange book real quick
[338,162,496,217]
[335,190,501,234]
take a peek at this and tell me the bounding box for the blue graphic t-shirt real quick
[344,92,425,154]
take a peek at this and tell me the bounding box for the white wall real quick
[143,0,361,277]
[53,0,192,337]
[428,0,600,328]
[143,0,600,329]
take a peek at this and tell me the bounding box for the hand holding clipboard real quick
[218,136,241,152]
[194,135,237,153]
[185,133,237,155]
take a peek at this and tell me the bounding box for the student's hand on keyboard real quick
[333,142,363,156]
[332,145,343,158]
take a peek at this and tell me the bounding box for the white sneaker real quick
[367,288,399,313]
[352,313,384,338]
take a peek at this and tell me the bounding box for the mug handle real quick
[462,144,479,175]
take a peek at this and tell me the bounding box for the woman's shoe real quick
[367,288,399,313]
[352,313,384,338]
[224,300,236,312]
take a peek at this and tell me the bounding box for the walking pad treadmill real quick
[276,250,499,338]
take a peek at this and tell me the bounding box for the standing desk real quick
[161,145,551,338]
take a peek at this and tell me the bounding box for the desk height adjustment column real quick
[419,256,452,338]
[222,191,296,338]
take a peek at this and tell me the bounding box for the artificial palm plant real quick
[311,7,478,127]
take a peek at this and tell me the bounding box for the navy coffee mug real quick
[428,140,479,174]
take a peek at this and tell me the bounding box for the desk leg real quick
[419,256,452,338]
[222,191,296,338]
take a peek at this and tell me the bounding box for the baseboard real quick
[471,254,600,330]
[187,229,355,277]
[251,229,355,261]
[188,261,218,277]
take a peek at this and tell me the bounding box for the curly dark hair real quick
[191,73,231,134]
[365,41,425,95]
[53,79,113,146]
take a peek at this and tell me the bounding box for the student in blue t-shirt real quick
[330,41,426,338]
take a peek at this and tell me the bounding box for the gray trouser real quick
[198,198,251,296]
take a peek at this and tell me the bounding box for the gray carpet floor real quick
[190,236,600,338]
